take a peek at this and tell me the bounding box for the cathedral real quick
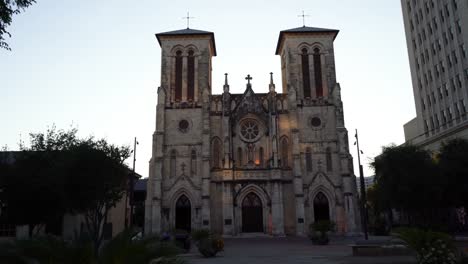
[145,25,361,236]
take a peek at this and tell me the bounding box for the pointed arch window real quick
[191,149,196,177]
[301,48,311,98]
[170,149,177,178]
[306,147,312,172]
[212,139,221,169]
[237,147,243,168]
[187,50,195,101]
[175,50,183,101]
[313,48,323,97]
[326,147,332,172]
[281,137,289,168]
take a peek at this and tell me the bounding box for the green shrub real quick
[308,220,335,245]
[191,230,224,258]
[191,229,210,242]
[0,230,184,264]
[393,227,458,264]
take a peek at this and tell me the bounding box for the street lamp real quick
[129,137,138,227]
[125,137,138,228]
[355,129,369,240]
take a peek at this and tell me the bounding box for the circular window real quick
[311,117,322,127]
[178,119,189,133]
[240,119,260,142]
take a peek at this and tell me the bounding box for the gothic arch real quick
[300,47,311,98]
[234,184,271,207]
[211,137,222,169]
[170,188,196,211]
[170,45,185,55]
[326,147,333,172]
[184,44,199,56]
[234,184,271,234]
[310,42,326,52]
[306,185,337,227]
[190,149,197,177]
[169,149,177,178]
[170,45,200,56]
[169,188,197,231]
[313,47,324,97]
[305,147,313,172]
[297,42,325,53]
[279,136,290,168]
[276,99,283,111]
[313,192,331,222]
[298,43,310,53]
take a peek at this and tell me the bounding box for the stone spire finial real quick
[223,73,230,93]
[269,72,276,93]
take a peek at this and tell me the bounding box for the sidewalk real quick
[185,237,416,264]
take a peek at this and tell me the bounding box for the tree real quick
[0,151,66,236]
[63,139,130,255]
[27,127,131,254]
[0,0,36,50]
[371,144,441,226]
[438,138,468,209]
[0,126,130,255]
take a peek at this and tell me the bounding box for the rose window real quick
[240,119,260,142]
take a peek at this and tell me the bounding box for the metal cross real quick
[245,74,253,84]
[298,10,309,27]
[182,12,195,29]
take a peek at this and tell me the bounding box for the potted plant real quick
[172,229,191,252]
[191,229,224,258]
[309,220,335,245]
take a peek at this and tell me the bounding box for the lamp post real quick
[129,137,138,227]
[355,129,369,240]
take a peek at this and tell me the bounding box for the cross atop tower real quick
[182,12,195,29]
[298,10,309,27]
[245,74,253,84]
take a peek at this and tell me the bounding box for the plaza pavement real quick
[184,236,417,264]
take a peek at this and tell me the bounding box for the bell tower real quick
[146,29,216,234]
[156,29,216,105]
[275,26,338,100]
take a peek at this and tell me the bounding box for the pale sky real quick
[0,0,415,177]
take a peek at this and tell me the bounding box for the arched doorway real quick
[242,192,263,232]
[175,195,191,231]
[313,192,330,222]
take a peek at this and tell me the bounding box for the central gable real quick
[231,84,269,126]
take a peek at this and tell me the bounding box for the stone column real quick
[201,89,211,229]
[201,157,211,229]
[321,53,328,98]
[292,130,305,236]
[222,181,234,235]
[145,86,166,235]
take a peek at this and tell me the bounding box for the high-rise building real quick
[401,0,468,150]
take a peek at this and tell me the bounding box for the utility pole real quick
[129,137,138,227]
[355,129,369,240]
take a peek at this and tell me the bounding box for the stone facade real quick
[145,27,361,236]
